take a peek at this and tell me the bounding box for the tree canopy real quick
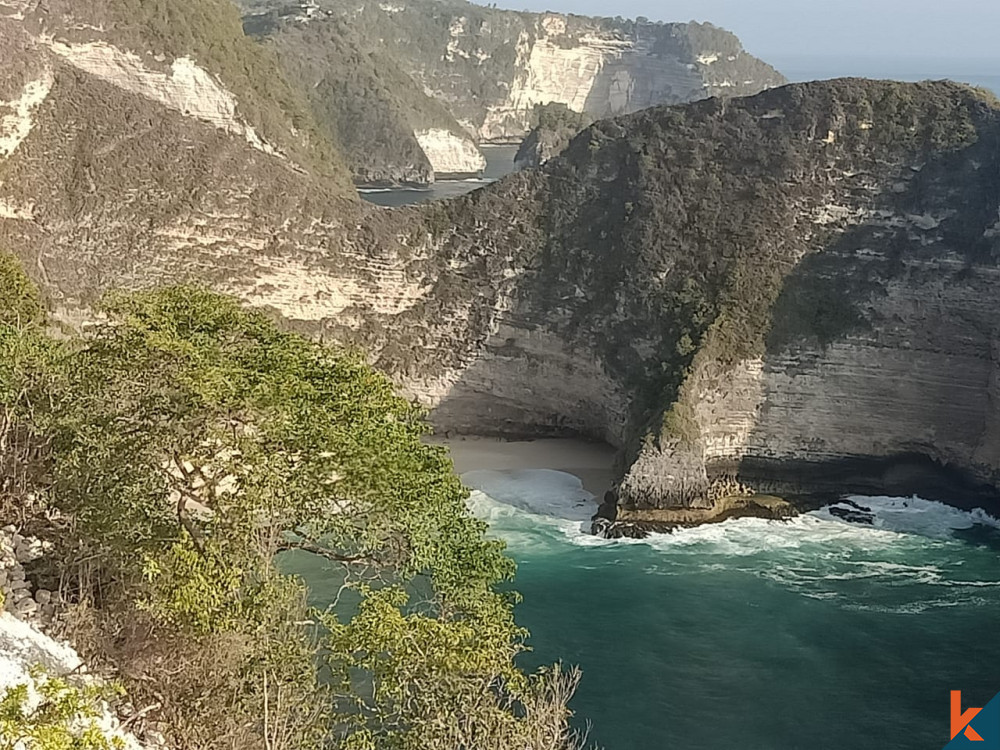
[0,255,586,749]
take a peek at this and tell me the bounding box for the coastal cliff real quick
[239,0,786,184]
[2,1,1000,529]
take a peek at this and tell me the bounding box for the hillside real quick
[514,103,595,169]
[238,0,787,184]
[3,1,1000,530]
[16,0,358,190]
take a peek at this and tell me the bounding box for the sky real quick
[505,0,1000,65]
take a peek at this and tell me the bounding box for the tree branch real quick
[276,538,378,566]
[172,453,206,555]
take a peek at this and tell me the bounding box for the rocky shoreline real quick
[592,491,802,539]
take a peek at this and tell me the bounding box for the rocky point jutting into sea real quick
[2,0,1000,540]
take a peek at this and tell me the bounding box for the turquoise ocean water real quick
[461,469,1000,750]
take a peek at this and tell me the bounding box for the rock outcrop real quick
[514,103,594,170]
[0,612,151,749]
[2,0,1000,531]
[239,0,786,184]
[415,128,487,178]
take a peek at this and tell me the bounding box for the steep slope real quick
[239,0,786,184]
[3,0,354,189]
[2,3,999,528]
[246,16,483,185]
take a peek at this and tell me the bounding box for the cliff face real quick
[428,81,1000,529]
[240,14,484,185]
[0,0,354,190]
[239,0,786,184]
[3,0,1000,528]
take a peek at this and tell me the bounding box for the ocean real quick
[463,462,1000,750]
[771,55,1000,96]
[293,438,1000,749]
[358,145,519,208]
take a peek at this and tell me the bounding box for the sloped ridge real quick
[17,0,353,189]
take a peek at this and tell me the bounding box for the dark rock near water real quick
[591,517,658,540]
[827,499,876,526]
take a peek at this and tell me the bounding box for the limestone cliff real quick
[0,0,354,190]
[239,0,786,183]
[240,13,483,185]
[2,1,1000,529]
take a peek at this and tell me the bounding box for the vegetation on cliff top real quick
[254,18,469,184]
[44,0,354,190]
[516,104,595,169]
[530,79,1000,458]
[0,668,127,750]
[0,255,587,749]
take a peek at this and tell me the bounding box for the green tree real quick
[0,251,58,522]
[1,280,587,749]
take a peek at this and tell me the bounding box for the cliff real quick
[239,0,786,184]
[240,14,483,185]
[0,0,354,191]
[2,1,1000,530]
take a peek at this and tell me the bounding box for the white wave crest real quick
[817,495,1000,539]
[464,469,1000,604]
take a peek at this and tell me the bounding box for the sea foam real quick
[464,469,1000,604]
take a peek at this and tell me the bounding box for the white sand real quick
[432,436,617,497]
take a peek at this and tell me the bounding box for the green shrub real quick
[0,668,126,750]
[1,282,586,749]
[0,251,44,328]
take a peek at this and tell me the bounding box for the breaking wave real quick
[464,469,1000,609]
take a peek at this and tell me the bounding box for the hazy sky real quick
[505,0,1000,63]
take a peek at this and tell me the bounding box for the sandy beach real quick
[432,436,618,497]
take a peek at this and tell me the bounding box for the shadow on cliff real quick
[735,128,1000,513]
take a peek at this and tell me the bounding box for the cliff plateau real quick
[2,1,1000,530]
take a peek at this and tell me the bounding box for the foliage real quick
[0,668,126,750]
[516,104,595,168]
[0,251,57,521]
[65,0,352,188]
[323,588,586,749]
[0,279,586,749]
[532,104,593,134]
[0,252,44,328]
